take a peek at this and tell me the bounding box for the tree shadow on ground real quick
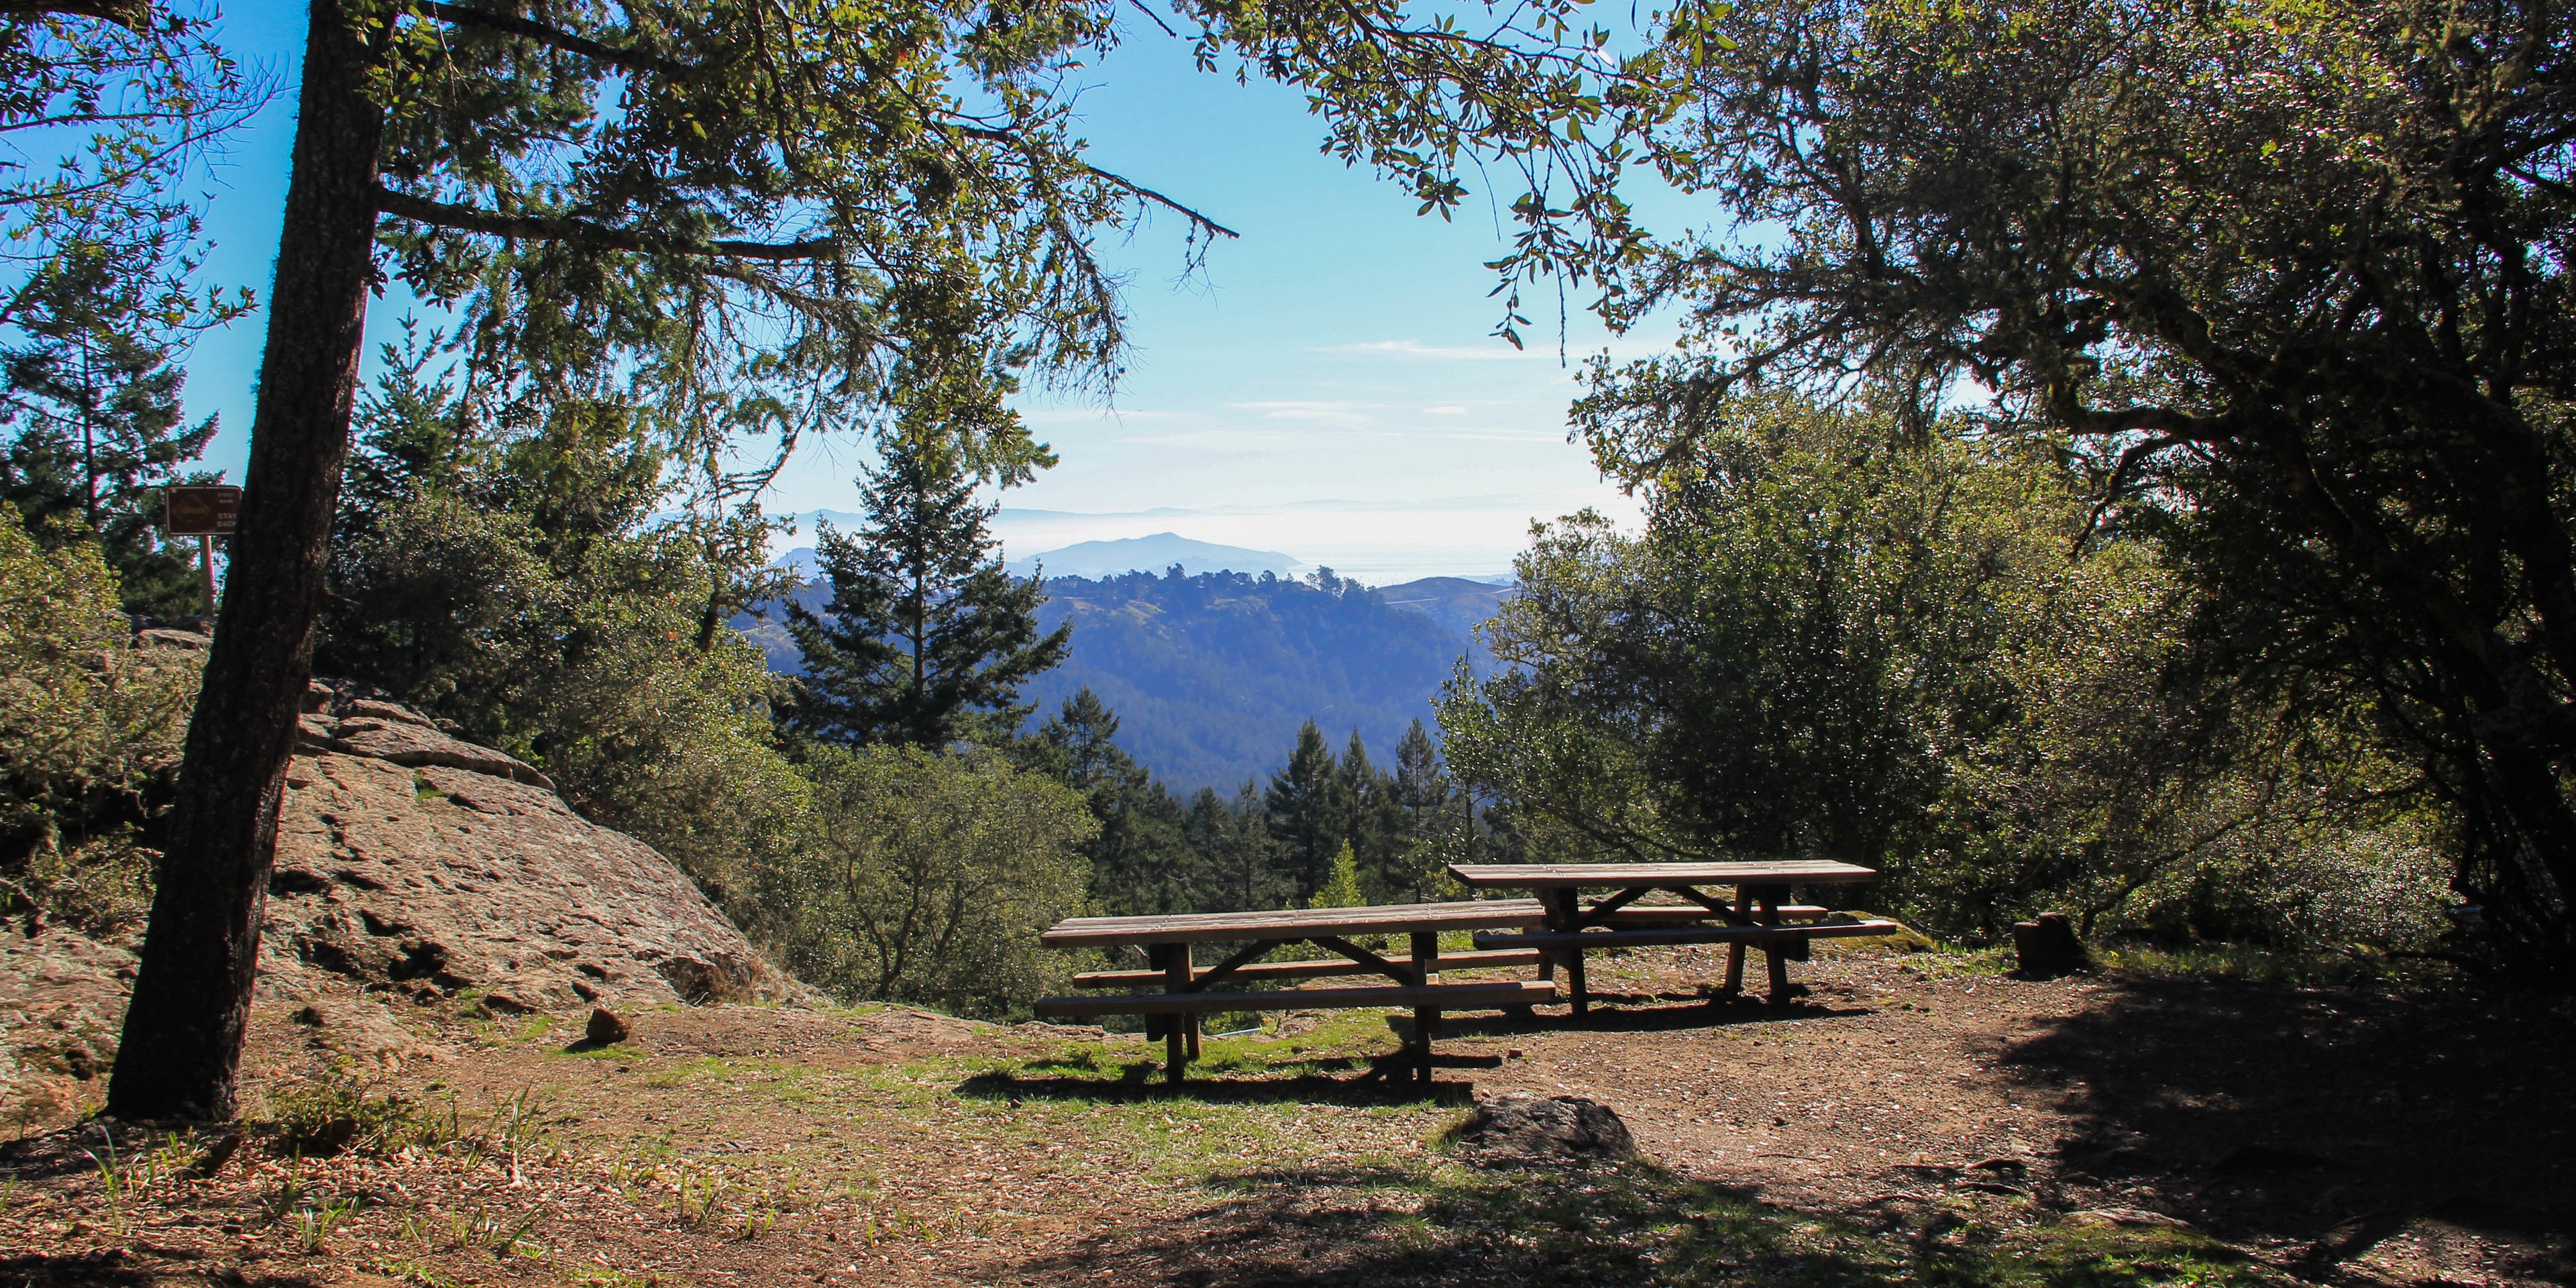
[0,1252,325,1287]
[2002,971,2575,1277]
[1005,1155,2286,1288]
[953,1065,1483,1107]
[1434,991,1872,1040]
[973,994,1871,1106]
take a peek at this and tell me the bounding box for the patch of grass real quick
[564,1267,655,1288]
[1813,912,1942,955]
[1146,1157,2296,1288]
[366,1255,460,1287]
[1888,945,2017,981]
[2092,941,2454,989]
[80,1131,132,1236]
[639,1055,736,1088]
[444,1203,546,1258]
[290,1193,365,1252]
[265,1063,437,1156]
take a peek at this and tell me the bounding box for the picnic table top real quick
[1446,860,1879,890]
[1040,898,1551,948]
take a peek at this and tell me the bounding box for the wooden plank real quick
[1446,861,1878,888]
[1073,949,1544,989]
[1312,934,1416,986]
[1572,885,1650,928]
[1603,904,1830,926]
[1183,939,1287,993]
[1040,898,1550,947]
[1032,979,1558,1018]
[1472,920,1904,950]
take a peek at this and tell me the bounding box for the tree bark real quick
[107,0,386,1121]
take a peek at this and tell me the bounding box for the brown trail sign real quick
[162,485,241,616]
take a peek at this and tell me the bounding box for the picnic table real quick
[1450,861,1900,1011]
[1034,902,1561,1085]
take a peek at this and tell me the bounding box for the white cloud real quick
[1226,400,1375,428]
[1421,405,1468,415]
[1319,339,1542,362]
[1015,406,1201,426]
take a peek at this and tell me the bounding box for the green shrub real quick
[769,744,1095,1016]
[0,504,199,932]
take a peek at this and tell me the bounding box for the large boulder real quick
[1451,1093,1637,1161]
[260,684,803,1013]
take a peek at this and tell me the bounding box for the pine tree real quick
[1,250,219,617]
[1305,841,1369,909]
[1388,719,1457,902]
[1187,782,1291,912]
[1022,688,1198,916]
[1265,720,1348,898]
[785,434,1071,748]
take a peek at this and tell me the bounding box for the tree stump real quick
[2012,912,2088,977]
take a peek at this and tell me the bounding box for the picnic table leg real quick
[1722,886,1751,996]
[1142,947,1168,1044]
[1156,945,1191,1084]
[1410,932,1440,1085]
[1548,889,1589,1016]
[1752,883,1792,1002]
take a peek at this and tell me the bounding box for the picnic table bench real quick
[1450,861,1902,1011]
[1035,902,1560,1085]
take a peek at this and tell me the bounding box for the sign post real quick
[162,485,241,617]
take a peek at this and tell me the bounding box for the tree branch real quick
[418,1,702,77]
[0,0,149,30]
[375,187,837,260]
[952,123,1239,239]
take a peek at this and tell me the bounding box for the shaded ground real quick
[2,944,2565,1288]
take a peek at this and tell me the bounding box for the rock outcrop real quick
[3,681,803,1128]
[1450,1093,1638,1161]
[0,928,133,1127]
[262,682,802,1014]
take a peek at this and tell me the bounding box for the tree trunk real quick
[106,0,386,1121]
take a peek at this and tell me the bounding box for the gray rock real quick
[262,748,803,1011]
[295,704,556,791]
[288,996,437,1066]
[252,684,808,1012]
[133,627,210,650]
[1452,1093,1636,1160]
[3,686,803,1132]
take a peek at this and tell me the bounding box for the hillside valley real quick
[739,564,1511,789]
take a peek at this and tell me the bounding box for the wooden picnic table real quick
[1036,901,1558,1085]
[1448,861,1895,1012]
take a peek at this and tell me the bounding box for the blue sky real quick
[179,6,1682,582]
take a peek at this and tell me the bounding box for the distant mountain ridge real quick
[1003,532,1303,579]
[733,566,1513,790]
[1375,576,1512,639]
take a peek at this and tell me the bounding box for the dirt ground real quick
[3,944,2567,1288]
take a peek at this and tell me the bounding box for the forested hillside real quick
[741,568,1492,790]
[1021,570,1483,790]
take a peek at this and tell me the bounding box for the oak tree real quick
[1582,0,2576,977]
